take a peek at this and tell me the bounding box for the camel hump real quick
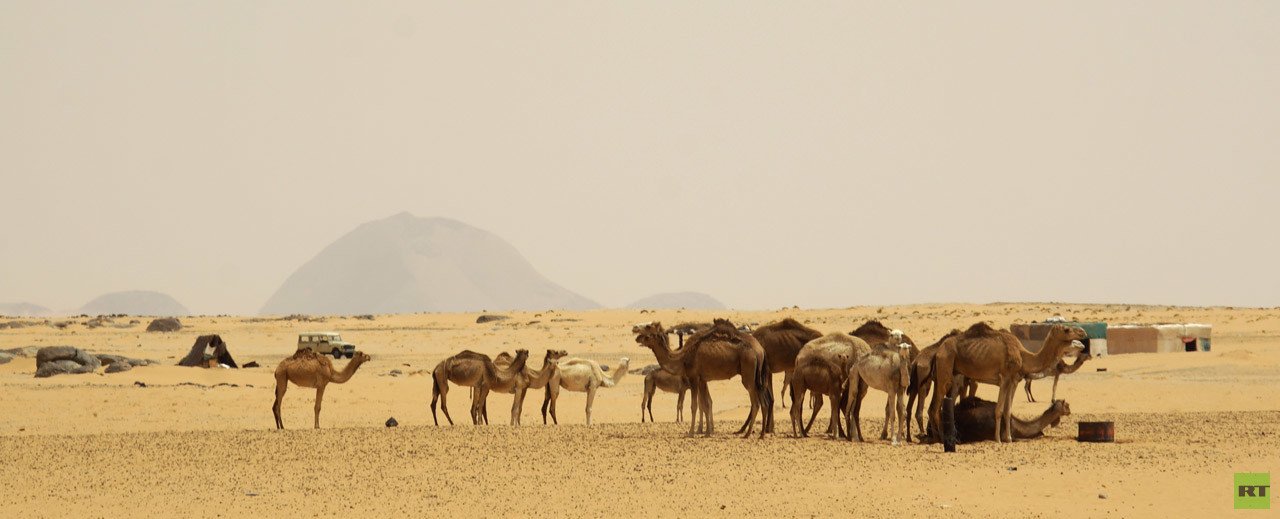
[962,322,1000,338]
[452,350,492,362]
[851,319,891,337]
[290,349,319,360]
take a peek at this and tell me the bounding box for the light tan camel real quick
[473,349,568,425]
[640,364,688,423]
[430,349,529,426]
[1024,343,1090,402]
[541,356,628,425]
[788,332,870,438]
[955,396,1071,443]
[633,319,772,438]
[272,349,370,429]
[752,318,823,417]
[802,321,918,437]
[846,342,912,445]
[928,323,1086,443]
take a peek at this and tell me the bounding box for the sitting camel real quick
[846,342,912,445]
[430,349,529,426]
[272,349,371,429]
[473,349,568,425]
[788,332,870,438]
[928,323,1086,443]
[542,356,628,425]
[1023,341,1089,402]
[955,396,1071,443]
[640,364,689,423]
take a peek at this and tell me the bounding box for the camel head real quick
[617,357,630,370]
[1048,325,1088,345]
[633,322,668,346]
[1048,400,1071,427]
[544,349,569,364]
[352,352,371,365]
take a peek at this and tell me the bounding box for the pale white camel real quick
[543,357,629,425]
[846,342,911,445]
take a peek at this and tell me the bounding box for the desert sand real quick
[2,303,1278,517]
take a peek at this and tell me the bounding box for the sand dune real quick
[2,303,1278,517]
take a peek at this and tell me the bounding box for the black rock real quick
[385,417,399,427]
[242,361,260,368]
[476,314,509,324]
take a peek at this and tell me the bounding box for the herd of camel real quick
[270,317,1090,444]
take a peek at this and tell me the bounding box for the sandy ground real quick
[2,303,1279,517]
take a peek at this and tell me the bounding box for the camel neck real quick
[1023,336,1067,374]
[644,336,681,372]
[1013,403,1065,437]
[330,358,364,383]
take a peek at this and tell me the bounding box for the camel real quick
[788,332,870,438]
[904,330,970,442]
[752,318,822,417]
[640,364,689,423]
[846,342,912,445]
[633,319,772,438]
[801,321,917,436]
[473,349,568,425]
[541,356,628,425]
[430,349,529,426]
[955,396,1071,443]
[928,323,1087,443]
[1024,342,1089,402]
[272,349,371,429]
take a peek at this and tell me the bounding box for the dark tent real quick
[177,335,239,368]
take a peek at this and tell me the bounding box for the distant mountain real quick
[627,292,726,310]
[0,302,53,317]
[260,213,600,315]
[80,291,189,316]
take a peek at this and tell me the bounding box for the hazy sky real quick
[2,2,1278,314]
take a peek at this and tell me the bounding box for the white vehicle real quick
[297,332,356,359]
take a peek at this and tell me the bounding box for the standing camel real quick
[272,349,371,429]
[846,342,912,445]
[801,321,917,436]
[474,349,568,425]
[430,349,529,426]
[788,332,870,438]
[1024,343,1089,402]
[633,320,772,438]
[752,318,822,418]
[904,329,965,442]
[542,356,628,425]
[928,323,1086,443]
[639,364,688,423]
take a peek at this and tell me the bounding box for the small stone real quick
[1098,493,1108,499]
[134,381,147,387]
[385,417,399,427]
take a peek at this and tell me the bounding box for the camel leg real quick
[790,381,805,437]
[700,380,714,436]
[509,384,524,425]
[803,393,823,435]
[928,369,952,443]
[740,374,760,439]
[313,384,325,429]
[641,378,652,423]
[676,388,685,423]
[893,390,906,445]
[584,383,597,426]
[548,384,559,425]
[1004,380,1017,442]
[1025,378,1036,402]
[882,392,894,442]
[780,370,790,408]
[437,380,455,426]
[1051,373,1060,401]
[272,375,287,430]
[687,379,701,436]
